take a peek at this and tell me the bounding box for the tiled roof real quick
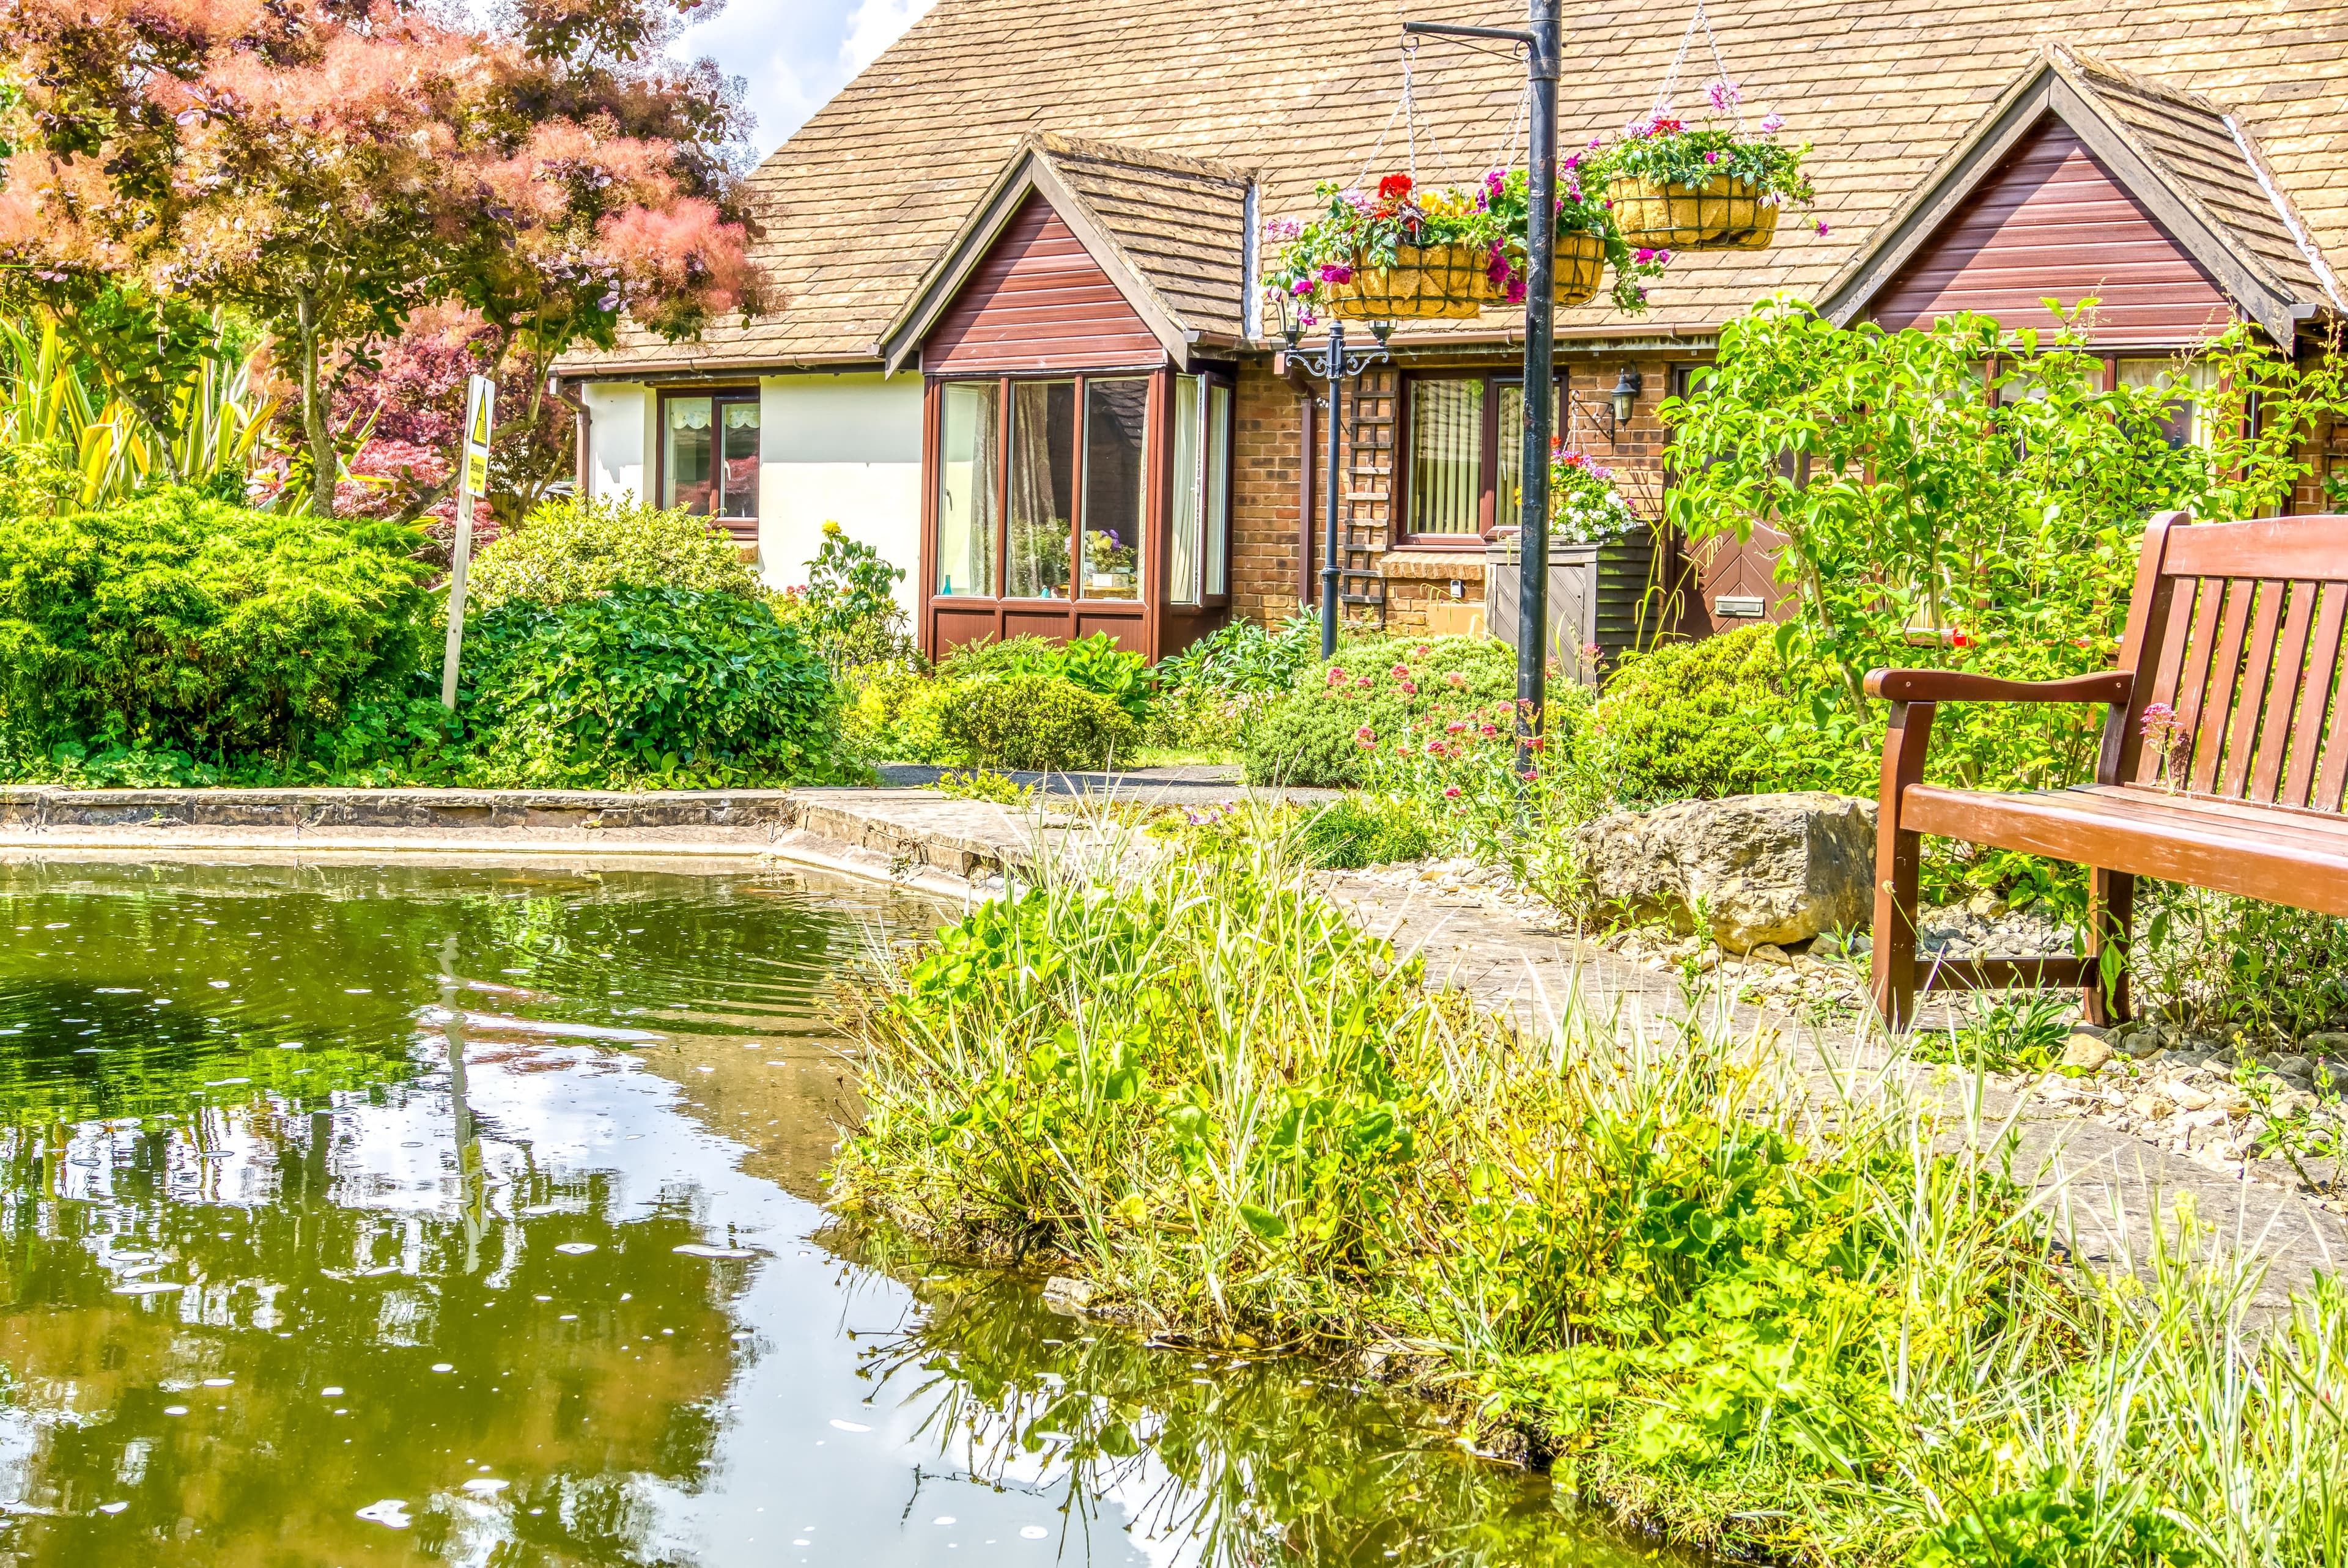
[877,133,1255,367]
[1040,136,1255,343]
[559,0,2348,376]
[2061,50,2338,308]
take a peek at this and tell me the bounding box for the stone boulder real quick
[1576,792,1876,953]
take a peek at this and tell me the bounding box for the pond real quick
[0,858,1659,1567]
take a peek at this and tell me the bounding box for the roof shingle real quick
[561,0,2348,375]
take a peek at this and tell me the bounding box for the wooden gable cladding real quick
[1870,120,2233,343]
[924,194,1168,375]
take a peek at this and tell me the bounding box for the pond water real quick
[0,858,1657,1567]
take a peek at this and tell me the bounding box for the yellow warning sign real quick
[460,374,496,497]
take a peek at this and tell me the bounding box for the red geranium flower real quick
[1378,173,1414,201]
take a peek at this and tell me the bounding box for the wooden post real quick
[441,374,495,710]
[1871,699,1935,1031]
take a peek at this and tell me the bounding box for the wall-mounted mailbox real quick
[1714,594,1768,620]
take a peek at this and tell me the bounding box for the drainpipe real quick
[550,375,591,498]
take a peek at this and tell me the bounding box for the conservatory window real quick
[1006,381,1076,600]
[934,381,999,598]
[662,391,759,520]
[1168,374,1234,606]
[1081,378,1149,600]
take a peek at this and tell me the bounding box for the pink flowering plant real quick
[1549,444,1639,543]
[1261,172,1508,320]
[1592,80,1813,208]
[1479,165,1663,313]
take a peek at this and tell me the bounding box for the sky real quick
[672,0,941,160]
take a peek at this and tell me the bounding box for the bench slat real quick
[1900,784,2348,918]
[2160,515,2348,581]
[2287,586,2346,809]
[2168,576,2227,792]
[2222,580,2286,799]
[2252,581,2319,804]
[2188,579,2253,796]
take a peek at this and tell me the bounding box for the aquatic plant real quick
[832,828,2348,1565]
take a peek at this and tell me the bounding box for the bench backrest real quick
[2103,510,2348,812]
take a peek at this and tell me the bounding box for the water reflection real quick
[0,859,1665,1566]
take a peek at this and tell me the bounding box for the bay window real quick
[929,369,1232,609]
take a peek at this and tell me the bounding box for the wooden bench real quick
[1869,509,2348,1029]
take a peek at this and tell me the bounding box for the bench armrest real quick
[1864,668,2135,705]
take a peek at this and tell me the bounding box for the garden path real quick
[1323,872,2348,1322]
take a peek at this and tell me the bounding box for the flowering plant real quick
[1593,80,1813,207]
[1261,173,1507,321]
[1549,445,1639,543]
[1264,166,1663,320]
[1478,165,1663,313]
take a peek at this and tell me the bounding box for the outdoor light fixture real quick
[1609,366,1643,430]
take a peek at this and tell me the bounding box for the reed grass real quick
[832,820,2347,1566]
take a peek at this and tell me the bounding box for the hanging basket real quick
[1327,241,1494,320]
[1556,230,1606,309]
[1604,175,1776,251]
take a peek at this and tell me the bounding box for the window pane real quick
[1496,381,1560,531]
[1168,376,1203,605]
[718,400,759,518]
[1081,379,1149,601]
[935,382,999,597]
[1008,381,1076,600]
[663,396,714,516]
[1410,378,1483,535]
[1205,381,1231,596]
[2117,357,2219,450]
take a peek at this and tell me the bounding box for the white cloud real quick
[840,0,939,73]
[673,0,941,158]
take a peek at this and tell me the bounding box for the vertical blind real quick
[1409,378,1484,535]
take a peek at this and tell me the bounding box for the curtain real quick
[1411,378,1483,534]
[1168,375,1203,605]
[1008,382,1071,598]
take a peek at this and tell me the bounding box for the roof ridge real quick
[1031,131,1254,185]
[2046,42,2228,120]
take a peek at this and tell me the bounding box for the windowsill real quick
[1381,551,1488,581]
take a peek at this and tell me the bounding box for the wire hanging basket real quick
[1556,230,1606,309]
[1326,242,1499,320]
[1604,175,1775,252]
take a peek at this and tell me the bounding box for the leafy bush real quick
[1242,635,1514,788]
[1299,793,1431,869]
[942,633,1152,723]
[1582,626,1863,804]
[792,520,909,669]
[1156,612,1322,699]
[464,495,758,611]
[844,663,955,764]
[462,586,855,787]
[0,486,429,763]
[934,673,1137,772]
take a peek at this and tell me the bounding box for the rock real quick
[1576,793,1876,954]
[1749,943,1791,965]
[1041,1276,1096,1315]
[2169,1083,2217,1113]
[2303,1031,2348,1056]
[1811,931,1845,959]
[2060,1031,2115,1073]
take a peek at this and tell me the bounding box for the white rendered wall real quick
[581,382,655,503]
[758,373,923,621]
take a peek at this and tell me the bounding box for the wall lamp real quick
[1607,366,1643,434]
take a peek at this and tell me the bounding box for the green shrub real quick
[1243,635,1515,788]
[793,521,910,669]
[943,633,1152,723]
[935,673,1137,772]
[845,662,957,764]
[1299,793,1432,869]
[465,495,758,611]
[0,485,429,763]
[462,586,856,787]
[1156,612,1322,699]
[1583,626,1863,804]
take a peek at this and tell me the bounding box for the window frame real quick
[1398,369,1560,547]
[1170,368,1236,609]
[655,385,762,527]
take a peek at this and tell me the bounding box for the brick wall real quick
[1227,349,1719,636]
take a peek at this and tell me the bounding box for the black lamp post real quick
[1274,307,1392,659]
[1405,0,1561,778]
